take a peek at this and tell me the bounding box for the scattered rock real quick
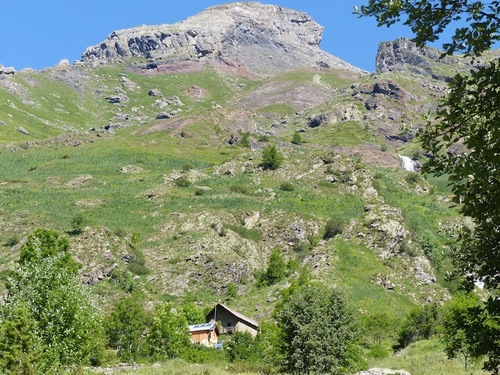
[106,96,127,104]
[120,165,144,174]
[414,256,437,285]
[55,59,70,69]
[0,65,16,75]
[148,89,162,97]
[121,76,137,89]
[16,127,29,135]
[308,114,328,128]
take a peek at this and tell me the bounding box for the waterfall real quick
[398,155,416,172]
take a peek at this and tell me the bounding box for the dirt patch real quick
[66,174,93,188]
[186,86,207,100]
[120,165,144,174]
[139,117,196,135]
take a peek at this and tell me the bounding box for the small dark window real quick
[227,322,232,327]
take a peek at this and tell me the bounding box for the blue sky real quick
[1,1,419,72]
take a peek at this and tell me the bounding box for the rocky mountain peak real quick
[82,2,361,75]
[375,38,446,74]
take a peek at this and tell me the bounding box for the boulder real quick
[148,89,162,97]
[16,127,29,135]
[121,76,137,89]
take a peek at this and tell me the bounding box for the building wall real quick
[235,321,258,337]
[190,330,219,346]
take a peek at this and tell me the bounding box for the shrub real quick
[291,132,303,145]
[4,236,19,247]
[226,282,238,299]
[394,303,440,350]
[70,214,85,235]
[258,134,269,142]
[104,296,150,362]
[174,177,191,187]
[240,132,250,148]
[230,185,249,195]
[405,172,421,185]
[279,181,295,191]
[127,261,150,275]
[323,218,344,239]
[226,332,258,362]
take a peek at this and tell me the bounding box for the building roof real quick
[209,303,258,329]
[188,321,217,333]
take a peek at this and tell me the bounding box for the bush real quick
[279,181,295,191]
[230,185,249,195]
[104,296,150,362]
[70,214,85,235]
[4,236,19,247]
[127,261,150,275]
[174,177,191,187]
[323,219,344,239]
[394,303,440,350]
[226,332,258,362]
[291,132,303,145]
[240,132,250,148]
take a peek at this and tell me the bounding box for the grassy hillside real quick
[0,60,468,373]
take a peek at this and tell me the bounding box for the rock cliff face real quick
[375,37,486,79]
[375,38,446,74]
[82,2,361,74]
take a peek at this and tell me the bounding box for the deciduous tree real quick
[276,284,360,374]
[2,229,103,370]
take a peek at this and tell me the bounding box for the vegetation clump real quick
[260,145,283,170]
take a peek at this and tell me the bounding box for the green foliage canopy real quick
[104,296,150,362]
[1,229,103,371]
[147,302,191,359]
[276,284,360,374]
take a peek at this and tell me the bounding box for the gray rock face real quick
[376,37,458,79]
[82,2,361,74]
